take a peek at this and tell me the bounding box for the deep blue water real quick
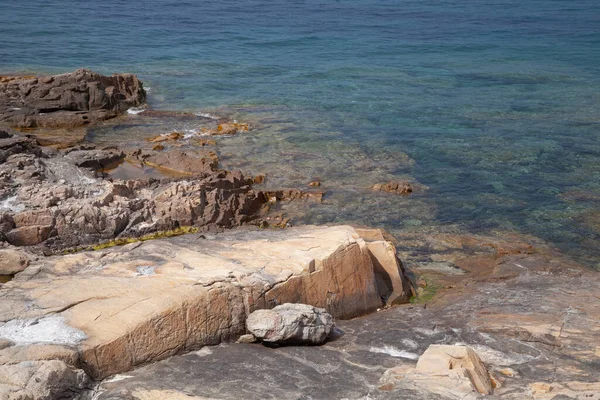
[1,0,600,267]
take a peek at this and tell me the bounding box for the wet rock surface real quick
[0,69,146,129]
[93,232,600,400]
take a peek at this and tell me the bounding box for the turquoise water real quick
[2,0,600,267]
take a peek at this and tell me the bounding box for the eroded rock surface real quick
[0,69,146,129]
[94,232,600,400]
[0,131,266,250]
[0,225,410,398]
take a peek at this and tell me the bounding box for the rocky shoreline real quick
[0,70,598,399]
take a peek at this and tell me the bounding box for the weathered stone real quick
[235,334,257,344]
[415,345,493,395]
[0,69,146,129]
[0,249,29,275]
[247,304,334,345]
[0,225,408,383]
[93,230,600,400]
[0,360,90,400]
[5,225,52,246]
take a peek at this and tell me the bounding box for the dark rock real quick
[0,69,146,129]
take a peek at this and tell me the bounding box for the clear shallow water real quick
[1,0,599,267]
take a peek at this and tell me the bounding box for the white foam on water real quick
[127,107,146,115]
[369,345,419,360]
[0,315,87,346]
[0,196,25,213]
[195,112,218,120]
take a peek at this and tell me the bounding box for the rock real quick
[5,225,53,246]
[528,381,600,400]
[415,345,493,395]
[0,69,146,129]
[0,136,43,163]
[371,181,413,195]
[0,249,29,275]
[253,174,265,184]
[363,237,414,306]
[0,340,13,350]
[236,334,257,344]
[0,140,269,249]
[246,304,334,345]
[94,231,600,400]
[135,149,219,176]
[131,390,211,400]
[146,132,183,143]
[377,345,493,399]
[0,360,90,400]
[0,225,408,382]
[264,189,325,204]
[65,146,125,171]
[204,122,249,136]
[308,181,321,187]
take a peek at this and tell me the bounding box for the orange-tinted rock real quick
[371,181,413,195]
[253,174,266,184]
[203,122,250,136]
[146,132,183,143]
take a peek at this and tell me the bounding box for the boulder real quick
[246,303,334,345]
[0,249,29,275]
[378,344,493,398]
[0,360,90,400]
[0,69,146,129]
[415,345,493,395]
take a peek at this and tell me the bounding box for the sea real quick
[1,0,599,268]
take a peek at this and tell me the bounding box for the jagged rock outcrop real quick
[0,132,267,249]
[246,304,334,345]
[0,225,411,398]
[0,69,146,128]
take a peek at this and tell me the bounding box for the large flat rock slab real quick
[0,225,411,393]
[95,232,600,400]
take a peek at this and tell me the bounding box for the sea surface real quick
[1,0,599,268]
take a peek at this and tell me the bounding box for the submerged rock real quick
[371,180,413,195]
[247,303,334,345]
[0,69,146,129]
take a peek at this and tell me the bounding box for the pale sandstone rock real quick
[132,389,218,400]
[247,303,333,345]
[379,345,493,399]
[0,249,28,275]
[0,360,89,400]
[415,345,493,395]
[0,225,409,383]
